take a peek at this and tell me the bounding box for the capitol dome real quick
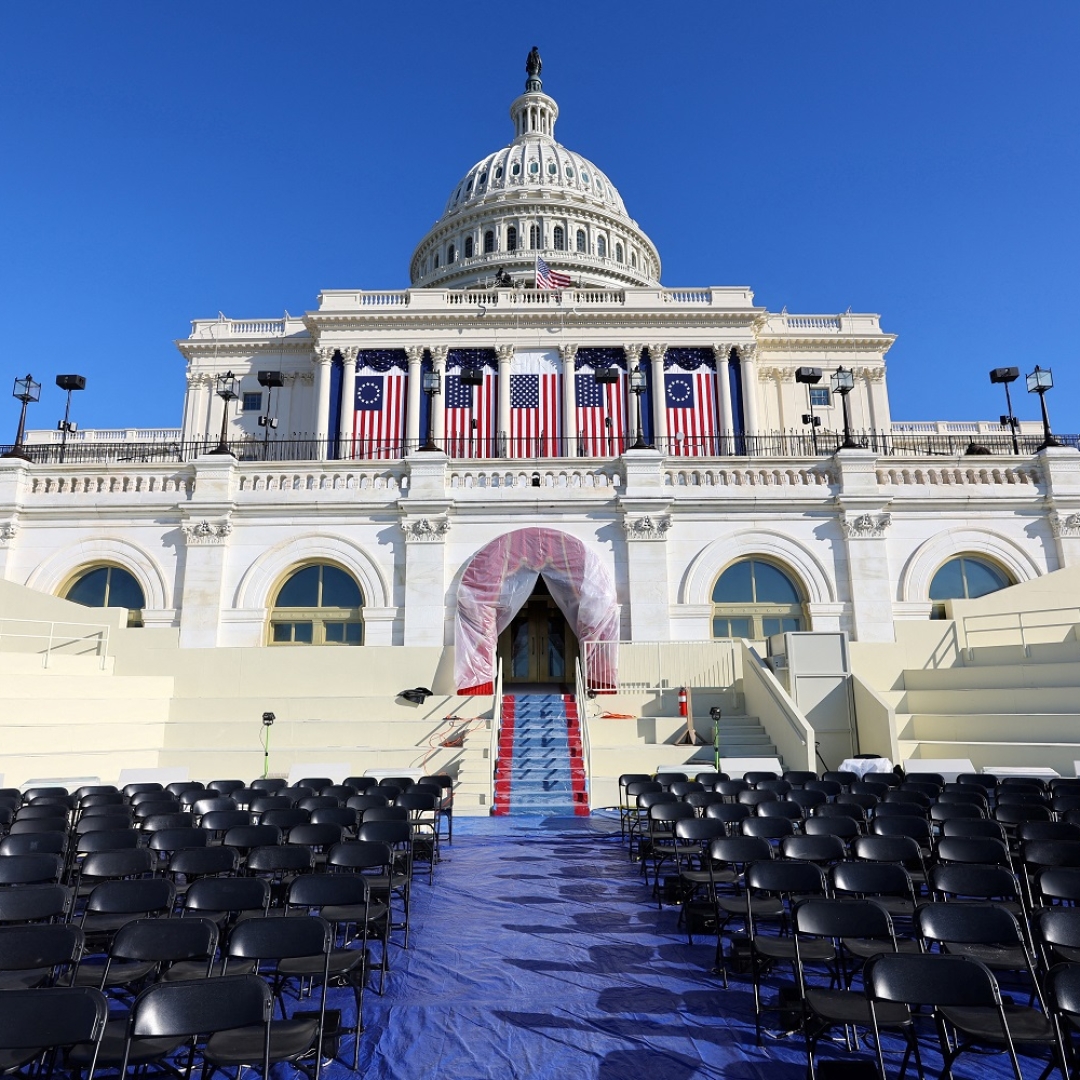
[410,50,661,290]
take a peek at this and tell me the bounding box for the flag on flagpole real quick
[536,255,570,290]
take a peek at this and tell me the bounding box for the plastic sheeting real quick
[455,528,619,693]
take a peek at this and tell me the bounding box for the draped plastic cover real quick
[455,528,619,693]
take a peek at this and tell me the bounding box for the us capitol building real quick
[2,51,1078,793]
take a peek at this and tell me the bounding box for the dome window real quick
[495,165,504,180]
[596,180,604,194]
[631,252,637,269]
[615,243,624,263]
[507,226,518,252]
[466,178,473,193]
[576,229,586,253]
[433,253,440,269]
[529,224,541,250]
[464,237,474,258]
[479,171,488,185]
[512,162,521,176]
[581,172,590,184]
[483,230,495,254]
[553,226,565,251]
[448,244,456,264]
[547,162,557,175]
[565,166,574,178]
[597,237,606,258]
[529,161,539,175]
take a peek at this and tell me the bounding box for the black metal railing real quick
[3,430,1076,466]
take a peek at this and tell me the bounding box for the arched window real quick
[711,559,805,640]
[464,237,474,259]
[553,226,565,251]
[269,563,364,645]
[597,236,606,258]
[615,242,624,263]
[483,230,495,254]
[506,226,518,252]
[576,229,587,253]
[631,252,638,269]
[529,224,541,250]
[447,244,455,264]
[928,556,1011,619]
[65,565,145,628]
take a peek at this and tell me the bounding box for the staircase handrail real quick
[961,605,1080,657]
[489,659,503,811]
[575,657,592,796]
[739,641,816,772]
[0,616,111,670]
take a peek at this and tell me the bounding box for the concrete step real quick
[898,712,1080,742]
[900,686,1080,715]
[904,660,1080,692]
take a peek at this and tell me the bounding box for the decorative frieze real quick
[841,512,892,539]
[182,519,233,545]
[623,514,671,541]
[402,516,450,542]
[1050,511,1080,538]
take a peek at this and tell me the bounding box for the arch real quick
[898,528,1041,603]
[235,533,390,612]
[26,537,170,611]
[454,528,619,694]
[680,530,836,607]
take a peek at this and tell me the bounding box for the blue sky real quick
[1,2,1077,433]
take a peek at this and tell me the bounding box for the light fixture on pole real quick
[55,374,86,464]
[593,367,619,456]
[795,366,823,454]
[989,367,1020,454]
[830,366,859,450]
[209,371,240,455]
[1026,365,1060,450]
[628,365,651,450]
[419,369,442,451]
[257,370,283,457]
[2,375,41,460]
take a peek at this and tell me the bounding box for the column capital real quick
[623,344,643,365]
[712,344,734,364]
[648,344,668,363]
[558,343,578,363]
[840,511,892,540]
[430,345,449,365]
[315,347,336,366]
[339,346,359,364]
[495,344,515,364]
[405,346,425,365]
[736,342,758,363]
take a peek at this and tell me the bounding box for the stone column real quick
[739,344,760,437]
[337,347,358,456]
[649,343,669,447]
[1043,447,1080,568]
[623,344,643,444]
[178,455,237,649]
[835,449,894,642]
[496,344,514,456]
[0,458,29,583]
[182,371,210,441]
[559,343,578,456]
[713,344,734,446]
[400,453,450,647]
[430,346,448,446]
[312,349,335,461]
[405,346,424,451]
[620,451,671,640]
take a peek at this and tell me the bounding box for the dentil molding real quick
[182,519,233,545]
[841,512,892,539]
[402,516,451,542]
[623,514,671,541]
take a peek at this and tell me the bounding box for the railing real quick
[489,659,503,811]
[0,617,111,670]
[961,607,1080,657]
[739,642,815,772]
[582,639,739,693]
[575,656,592,797]
[4,430,1076,466]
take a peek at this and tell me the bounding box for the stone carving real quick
[182,519,233,544]
[0,522,17,546]
[623,514,671,541]
[526,47,542,77]
[1050,511,1080,538]
[402,516,450,542]
[841,512,892,538]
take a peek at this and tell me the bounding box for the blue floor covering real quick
[323,813,1049,1080]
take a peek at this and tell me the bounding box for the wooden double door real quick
[499,592,578,685]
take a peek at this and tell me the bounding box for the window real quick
[529,161,539,175]
[928,556,1010,619]
[581,172,590,184]
[529,224,541,250]
[269,563,364,646]
[495,165,504,180]
[507,226,518,252]
[596,180,604,194]
[483,231,495,254]
[448,244,455,264]
[809,388,831,408]
[242,392,263,413]
[511,162,521,176]
[433,253,439,270]
[464,237,474,258]
[597,236,606,258]
[711,559,805,640]
[553,226,565,250]
[65,565,145,628]
[631,252,638,269]
[615,243,624,263]
[565,166,574,178]
[547,162,557,175]
[576,229,586,253]
[479,171,487,185]
[465,178,473,193]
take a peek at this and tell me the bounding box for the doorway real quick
[499,579,578,686]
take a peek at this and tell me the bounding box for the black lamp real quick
[629,365,651,450]
[257,370,283,455]
[1026,365,1060,450]
[458,367,484,387]
[209,372,240,455]
[830,366,859,450]
[419,370,442,451]
[55,374,86,464]
[2,375,40,460]
[795,367,823,454]
[989,367,1020,454]
[593,367,619,385]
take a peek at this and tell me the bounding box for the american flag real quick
[535,255,570,290]
[575,372,625,457]
[352,373,406,459]
[509,373,561,457]
[665,371,718,456]
[445,372,497,457]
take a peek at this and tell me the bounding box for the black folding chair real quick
[0,985,108,1078]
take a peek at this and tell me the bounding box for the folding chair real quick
[0,985,108,1079]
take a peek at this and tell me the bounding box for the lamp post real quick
[209,371,240,455]
[594,366,619,455]
[2,375,41,460]
[629,365,651,450]
[1026,365,1060,450]
[989,367,1020,455]
[55,374,86,464]
[795,366,823,454]
[256,370,283,459]
[419,369,442,451]
[830,366,859,450]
